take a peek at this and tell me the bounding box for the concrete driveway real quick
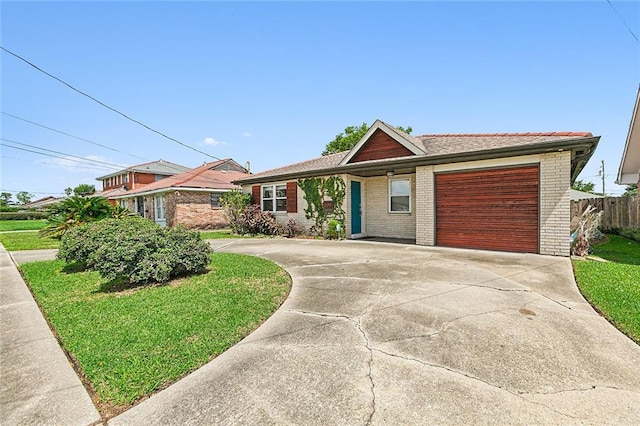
[109,239,639,425]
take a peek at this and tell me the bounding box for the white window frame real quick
[154,195,165,220]
[388,178,411,213]
[261,184,287,213]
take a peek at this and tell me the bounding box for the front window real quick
[262,184,287,212]
[123,174,129,183]
[389,178,411,212]
[154,195,165,220]
[119,199,126,209]
[210,192,223,208]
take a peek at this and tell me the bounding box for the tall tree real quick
[572,179,596,194]
[16,191,34,205]
[0,192,12,206]
[73,184,96,196]
[322,123,413,156]
[64,187,73,197]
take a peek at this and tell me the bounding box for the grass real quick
[573,234,640,344]
[20,253,290,413]
[0,219,47,231]
[0,231,60,250]
[198,229,237,239]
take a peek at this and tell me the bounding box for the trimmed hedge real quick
[0,211,49,220]
[58,217,212,285]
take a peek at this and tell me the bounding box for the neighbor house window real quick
[389,178,411,212]
[123,174,129,183]
[210,192,223,208]
[262,184,287,212]
[154,195,165,220]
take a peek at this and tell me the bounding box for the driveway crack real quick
[372,348,584,421]
[352,317,376,426]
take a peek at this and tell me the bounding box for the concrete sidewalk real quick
[0,244,100,425]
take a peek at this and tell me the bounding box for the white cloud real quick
[241,131,252,137]
[203,137,227,146]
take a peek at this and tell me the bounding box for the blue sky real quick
[1,1,639,199]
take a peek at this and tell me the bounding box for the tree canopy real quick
[73,184,96,196]
[623,183,638,197]
[322,123,413,156]
[572,179,596,194]
[16,191,34,205]
[0,192,12,206]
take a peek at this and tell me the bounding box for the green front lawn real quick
[21,253,290,412]
[199,229,237,239]
[573,235,640,344]
[0,231,60,250]
[0,219,47,231]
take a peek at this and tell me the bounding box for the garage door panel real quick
[435,165,539,253]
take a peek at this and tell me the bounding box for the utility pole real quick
[599,160,605,196]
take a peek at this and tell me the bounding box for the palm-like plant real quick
[40,196,118,239]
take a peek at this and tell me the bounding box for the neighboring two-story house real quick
[95,159,189,206]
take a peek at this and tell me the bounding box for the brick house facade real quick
[237,120,599,256]
[112,159,249,229]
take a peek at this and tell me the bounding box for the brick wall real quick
[170,191,230,229]
[363,175,416,239]
[539,151,571,256]
[415,165,434,245]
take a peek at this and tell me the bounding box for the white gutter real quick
[111,187,236,199]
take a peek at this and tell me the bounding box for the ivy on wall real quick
[297,175,346,236]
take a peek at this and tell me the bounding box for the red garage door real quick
[435,165,539,253]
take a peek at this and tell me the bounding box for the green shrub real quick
[0,211,49,220]
[220,190,252,234]
[59,218,212,285]
[58,217,158,268]
[326,219,344,240]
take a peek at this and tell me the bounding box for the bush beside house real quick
[59,217,211,286]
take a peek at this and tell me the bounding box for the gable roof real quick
[340,120,425,165]
[616,86,640,184]
[95,159,189,180]
[237,121,599,185]
[111,159,249,198]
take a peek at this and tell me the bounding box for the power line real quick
[605,0,640,45]
[1,155,113,171]
[0,188,66,195]
[1,112,193,174]
[1,138,125,169]
[0,46,221,160]
[1,111,148,161]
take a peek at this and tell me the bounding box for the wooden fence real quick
[571,196,639,229]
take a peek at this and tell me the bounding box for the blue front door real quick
[351,181,362,234]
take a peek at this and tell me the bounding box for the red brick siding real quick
[168,191,230,229]
[349,129,415,163]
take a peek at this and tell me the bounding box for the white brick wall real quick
[416,165,435,245]
[539,151,571,256]
[363,175,416,239]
